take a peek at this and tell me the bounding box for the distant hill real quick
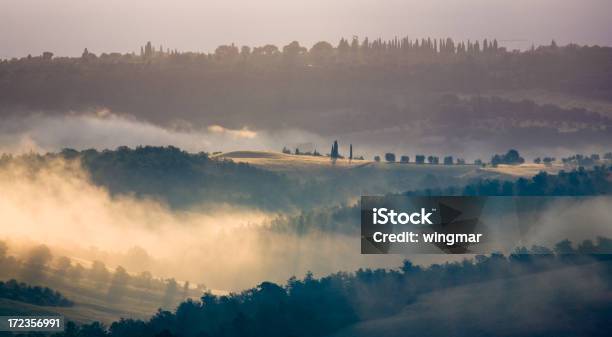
[3,147,512,211]
[331,262,612,337]
[1,43,611,158]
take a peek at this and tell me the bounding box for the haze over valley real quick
[1,1,612,335]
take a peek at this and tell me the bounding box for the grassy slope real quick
[483,163,564,177]
[330,262,612,337]
[217,150,547,178]
[213,151,371,172]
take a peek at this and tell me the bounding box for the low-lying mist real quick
[0,108,609,162]
[0,158,402,291]
[0,111,324,156]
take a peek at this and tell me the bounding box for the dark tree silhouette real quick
[385,153,396,162]
[0,279,73,307]
[491,149,525,166]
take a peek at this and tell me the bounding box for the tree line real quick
[373,148,612,167]
[374,153,467,165]
[3,36,506,65]
[0,279,72,307]
[2,47,611,148]
[267,165,612,237]
[4,37,604,72]
[406,165,612,196]
[48,237,612,337]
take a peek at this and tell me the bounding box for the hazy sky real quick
[1,0,611,58]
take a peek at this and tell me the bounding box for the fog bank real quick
[0,158,402,291]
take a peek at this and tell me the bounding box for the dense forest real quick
[62,146,300,210]
[48,239,612,337]
[269,165,612,236]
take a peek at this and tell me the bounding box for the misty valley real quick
[0,145,611,336]
[0,20,611,337]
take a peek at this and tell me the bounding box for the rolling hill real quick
[331,262,612,337]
